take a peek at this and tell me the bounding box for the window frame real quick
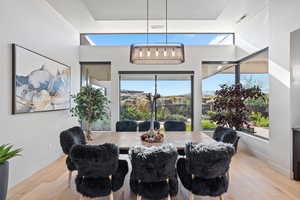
[202,47,269,140]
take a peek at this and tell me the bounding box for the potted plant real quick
[0,144,22,200]
[210,83,264,131]
[71,86,109,141]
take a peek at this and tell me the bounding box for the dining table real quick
[90,131,216,154]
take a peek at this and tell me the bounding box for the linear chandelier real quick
[130,0,185,64]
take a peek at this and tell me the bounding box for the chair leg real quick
[136,194,142,200]
[189,174,194,200]
[188,192,193,200]
[219,195,224,200]
[68,171,72,187]
[109,192,113,200]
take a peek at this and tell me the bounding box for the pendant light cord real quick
[165,0,168,44]
[147,0,149,44]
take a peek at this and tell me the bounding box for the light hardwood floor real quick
[8,152,300,200]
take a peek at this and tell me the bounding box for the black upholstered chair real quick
[59,126,86,187]
[70,143,128,200]
[177,142,235,200]
[164,120,186,132]
[129,144,178,200]
[138,120,160,132]
[213,126,240,152]
[116,120,138,132]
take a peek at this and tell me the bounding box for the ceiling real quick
[202,50,268,79]
[82,0,229,21]
[46,0,268,33]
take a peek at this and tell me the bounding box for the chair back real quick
[70,143,119,178]
[138,120,160,132]
[129,144,178,182]
[185,142,235,179]
[116,120,137,132]
[213,126,237,144]
[60,126,86,155]
[164,120,186,131]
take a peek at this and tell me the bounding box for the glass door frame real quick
[119,71,195,131]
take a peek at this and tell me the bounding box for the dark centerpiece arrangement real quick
[71,86,110,141]
[140,93,165,143]
[0,144,22,200]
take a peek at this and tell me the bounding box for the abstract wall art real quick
[12,44,71,114]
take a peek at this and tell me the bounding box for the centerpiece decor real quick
[0,144,22,200]
[71,86,110,141]
[141,93,165,143]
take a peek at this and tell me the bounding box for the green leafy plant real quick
[210,83,265,130]
[201,120,218,129]
[250,112,269,127]
[71,86,109,140]
[0,144,22,163]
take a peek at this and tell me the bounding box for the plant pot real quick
[0,161,9,200]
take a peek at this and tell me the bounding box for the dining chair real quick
[129,144,178,200]
[138,120,160,132]
[116,120,138,132]
[164,120,186,131]
[59,126,86,187]
[213,126,240,152]
[70,143,128,200]
[177,142,235,200]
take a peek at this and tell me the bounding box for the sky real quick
[87,33,231,45]
[121,80,191,96]
[88,34,268,96]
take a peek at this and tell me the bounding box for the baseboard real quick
[267,159,292,178]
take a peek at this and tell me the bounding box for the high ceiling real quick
[46,0,268,33]
[82,0,229,21]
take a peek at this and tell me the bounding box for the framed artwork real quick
[12,44,71,114]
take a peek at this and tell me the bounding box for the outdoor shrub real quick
[166,114,187,122]
[201,120,217,129]
[211,84,265,130]
[250,112,269,127]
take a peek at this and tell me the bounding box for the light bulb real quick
[147,49,151,57]
[172,49,176,57]
[164,49,167,57]
[156,49,159,57]
[139,49,143,57]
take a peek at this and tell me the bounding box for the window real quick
[81,63,112,131]
[80,33,234,46]
[119,72,194,130]
[201,63,236,130]
[240,50,269,139]
[201,48,269,140]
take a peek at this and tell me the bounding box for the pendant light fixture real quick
[130,0,185,64]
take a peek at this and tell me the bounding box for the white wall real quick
[80,45,237,132]
[0,0,80,188]
[235,0,300,177]
[291,28,300,127]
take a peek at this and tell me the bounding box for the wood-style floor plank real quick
[8,152,300,200]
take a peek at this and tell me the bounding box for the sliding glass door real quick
[119,72,194,130]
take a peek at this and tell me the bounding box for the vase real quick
[0,161,9,200]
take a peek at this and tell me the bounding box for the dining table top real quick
[90,131,216,152]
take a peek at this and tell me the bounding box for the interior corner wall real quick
[235,0,300,178]
[291,28,300,127]
[0,0,80,188]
